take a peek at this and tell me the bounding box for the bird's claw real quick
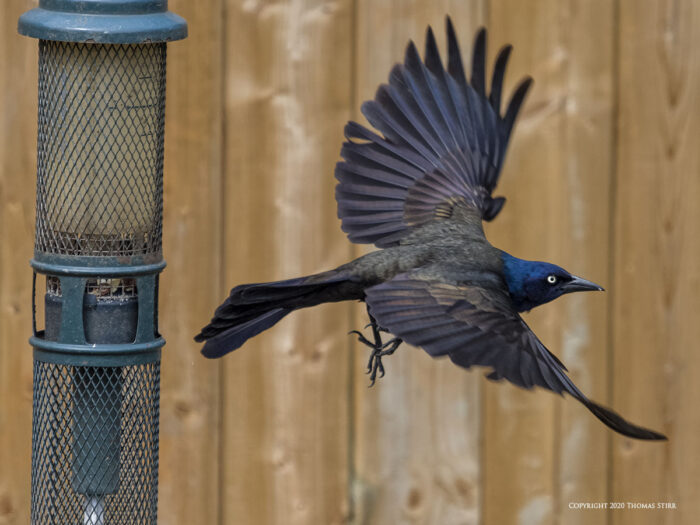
[366,343,402,386]
[351,308,403,386]
[362,336,402,387]
[349,330,375,348]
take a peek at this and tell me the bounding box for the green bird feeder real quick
[18,1,186,523]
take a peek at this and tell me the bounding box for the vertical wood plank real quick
[484,2,614,524]
[612,1,700,524]
[352,4,486,524]
[0,2,39,524]
[219,1,353,523]
[1,2,698,523]
[158,1,224,523]
[553,3,615,524]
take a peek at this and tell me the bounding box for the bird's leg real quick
[366,336,402,385]
[365,320,401,380]
[349,305,403,386]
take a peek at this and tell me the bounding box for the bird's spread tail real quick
[197,308,291,359]
[195,270,355,358]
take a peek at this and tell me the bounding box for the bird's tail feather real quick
[195,270,355,358]
[199,308,291,358]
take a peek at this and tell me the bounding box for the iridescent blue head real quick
[500,252,604,312]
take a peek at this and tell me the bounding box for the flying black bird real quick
[196,18,666,441]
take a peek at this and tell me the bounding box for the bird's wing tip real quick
[640,429,668,441]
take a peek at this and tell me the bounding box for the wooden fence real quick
[1,1,698,523]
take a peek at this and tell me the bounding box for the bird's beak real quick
[562,275,605,294]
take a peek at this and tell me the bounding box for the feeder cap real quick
[18,0,187,43]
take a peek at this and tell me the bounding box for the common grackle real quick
[196,18,666,441]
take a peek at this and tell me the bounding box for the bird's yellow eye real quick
[547,275,557,284]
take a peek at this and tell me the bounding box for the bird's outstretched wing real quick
[365,274,667,440]
[335,18,532,248]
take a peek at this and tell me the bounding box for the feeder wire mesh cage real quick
[35,41,167,257]
[18,2,186,523]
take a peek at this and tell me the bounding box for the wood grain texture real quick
[0,2,39,524]
[1,2,699,524]
[352,3,486,524]
[219,1,353,524]
[551,3,615,524]
[612,1,699,523]
[484,2,614,524]
[158,0,224,523]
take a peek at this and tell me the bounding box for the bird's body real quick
[196,18,666,441]
[341,205,494,284]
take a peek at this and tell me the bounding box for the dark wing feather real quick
[489,44,511,114]
[336,18,532,248]
[365,275,667,441]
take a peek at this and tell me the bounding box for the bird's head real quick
[501,252,603,312]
